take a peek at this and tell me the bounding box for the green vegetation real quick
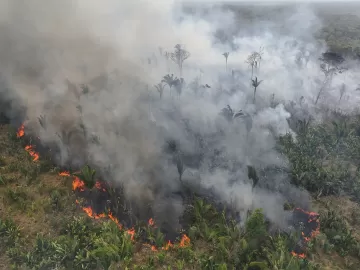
[1,110,360,270]
[1,10,360,269]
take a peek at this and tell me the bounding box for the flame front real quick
[59,170,193,251]
[179,234,190,247]
[291,208,320,259]
[17,124,25,138]
[24,145,39,161]
[17,123,40,161]
[59,171,70,177]
[72,176,85,191]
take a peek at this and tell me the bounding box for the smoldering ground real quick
[0,0,359,233]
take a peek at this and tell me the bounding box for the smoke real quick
[0,0,359,230]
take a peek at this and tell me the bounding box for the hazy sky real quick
[180,0,359,3]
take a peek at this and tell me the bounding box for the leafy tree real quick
[170,44,190,77]
[315,52,346,104]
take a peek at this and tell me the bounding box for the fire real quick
[17,123,40,161]
[82,206,106,219]
[59,171,70,176]
[72,176,85,191]
[58,165,193,251]
[291,208,320,259]
[108,212,122,229]
[148,218,154,226]
[291,251,306,259]
[19,123,193,252]
[24,145,39,161]
[17,124,25,138]
[179,234,190,247]
[127,228,135,241]
[162,240,173,250]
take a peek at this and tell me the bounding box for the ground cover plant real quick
[1,1,360,270]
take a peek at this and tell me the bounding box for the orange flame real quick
[291,251,306,259]
[72,176,85,191]
[291,208,320,259]
[59,168,192,250]
[82,206,106,219]
[17,124,25,138]
[127,228,135,241]
[24,145,39,161]
[108,212,122,229]
[59,171,70,177]
[148,218,154,226]
[179,234,190,247]
[162,240,173,250]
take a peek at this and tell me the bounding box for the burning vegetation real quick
[2,2,360,269]
[7,122,324,268]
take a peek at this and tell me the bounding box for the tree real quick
[246,53,257,79]
[339,83,346,103]
[251,77,263,103]
[154,82,165,99]
[315,52,346,105]
[173,78,185,97]
[162,74,180,97]
[221,105,244,122]
[222,52,230,72]
[170,44,190,77]
[246,48,263,79]
[255,46,264,72]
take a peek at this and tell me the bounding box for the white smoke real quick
[0,0,358,228]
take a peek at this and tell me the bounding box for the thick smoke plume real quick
[1,0,359,231]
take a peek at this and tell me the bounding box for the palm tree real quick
[173,78,185,98]
[223,52,230,72]
[246,49,263,79]
[255,46,264,72]
[170,44,190,77]
[154,82,165,99]
[162,74,178,97]
[251,77,263,103]
[246,53,257,79]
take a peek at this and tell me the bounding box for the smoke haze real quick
[0,0,359,230]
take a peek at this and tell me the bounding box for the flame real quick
[108,212,122,229]
[291,251,306,259]
[59,171,70,176]
[148,218,154,226]
[179,234,190,247]
[127,228,135,241]
[72,176,85,191]
[17,124,40,161]
[17,124,25,138]
[162,240,173,250]
[82,206,106,219]
[24,145,39,161]
[291,208,320,259]
[59,163,192,250]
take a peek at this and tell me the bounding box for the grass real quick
[0,12,360,269]
[0,113,359,270]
